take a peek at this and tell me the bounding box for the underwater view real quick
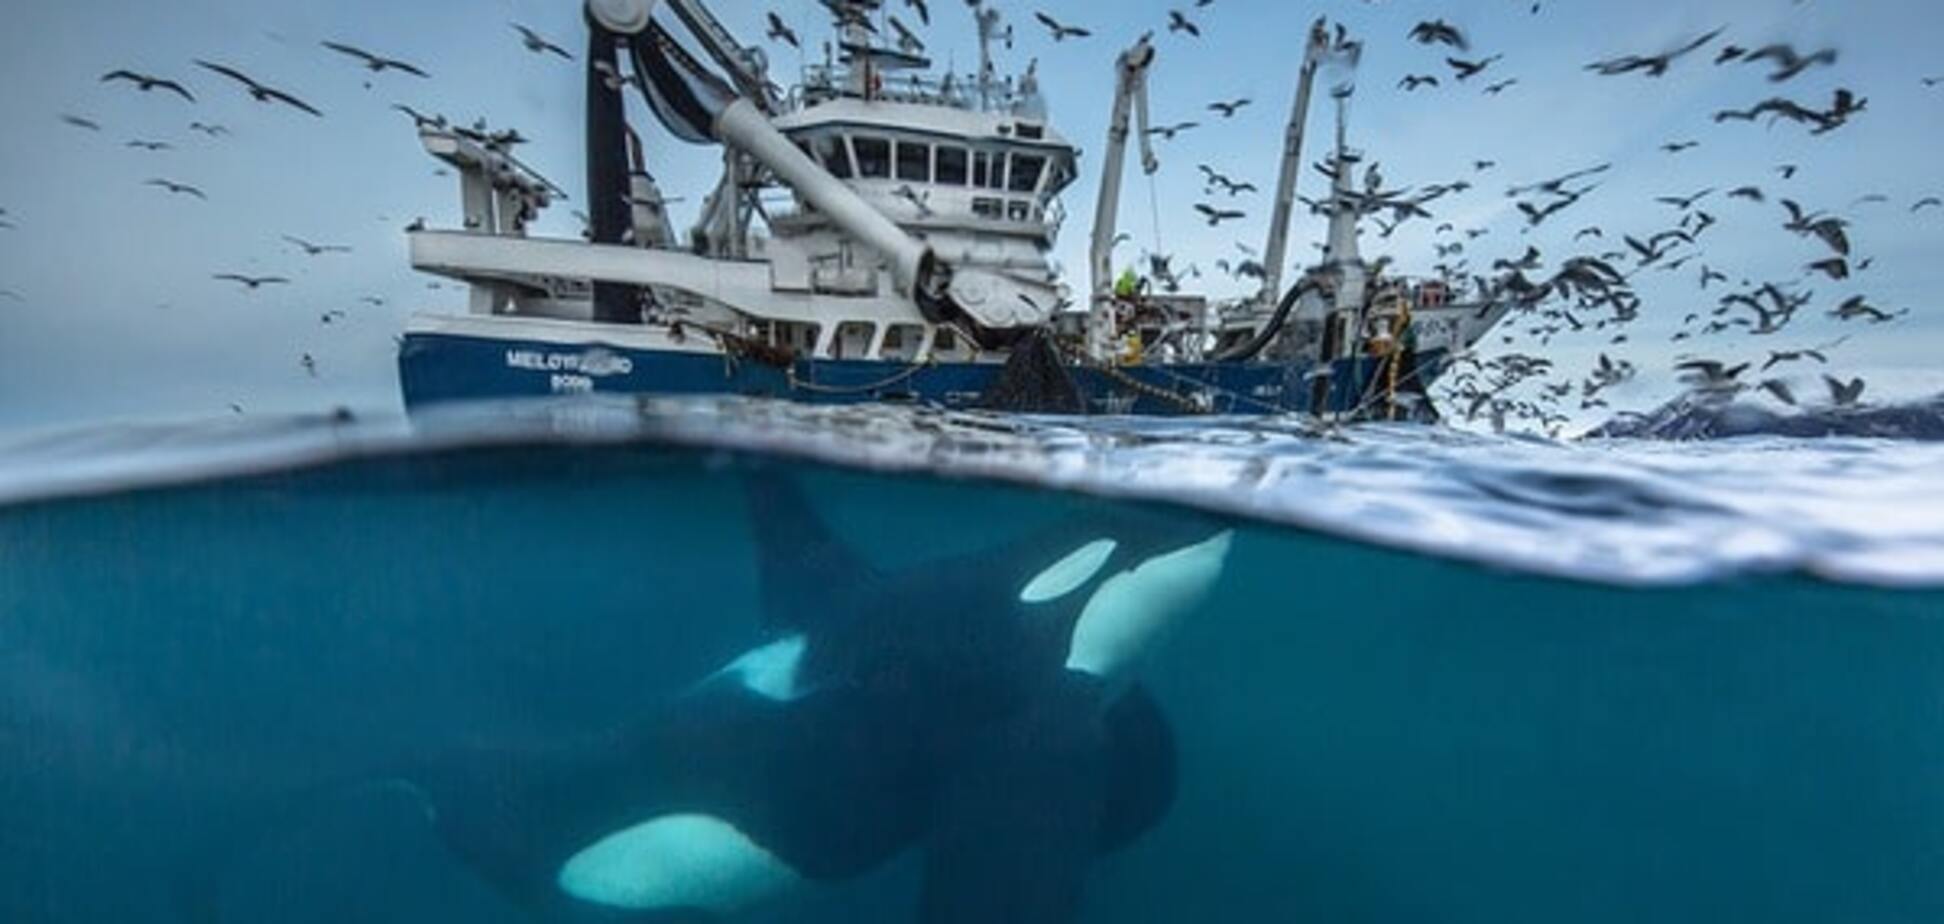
[4,0,1944,921]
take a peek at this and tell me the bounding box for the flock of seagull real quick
[6,3,1938,433]
[749,2,1931,436]
[12,21,582,387]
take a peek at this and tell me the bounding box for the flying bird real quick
[321,41,430,78]
[126,139,173,152]
[213,273,290,289]
[195,61,323,116]
[189,121,229,137]
[101,70,196,102]
[512,23,574,59]
[1194,203,1245,226]
[145,178,207,199]
[767,13,800,48]
[1914,197,1943,213]
[1585,27,1724,77]
[1167,11,1201,37]
[1823,375,1866,408]
[1483,78,1519,94]
[1206,98,1251,118]
[1398,74,1440,91]
[1744,44,1837,82]
[60,114,102,131]
[1034,12,1091,42]
[1661,140,1699,154]
[283,235,351,256]
[1409,20,1468,50]
[1145,122,1198,141]
[1446,55,1502,81]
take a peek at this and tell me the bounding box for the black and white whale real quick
[179,479,1234,923]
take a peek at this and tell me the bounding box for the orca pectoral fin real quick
[918,673,1109,924]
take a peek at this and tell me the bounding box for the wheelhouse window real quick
[973,151,1006,190]
[813,135,853,179]
[972,197,1004,220]
[936,147,969,186]
[1009,154,1046,194]
[854,136,891,179]
[895,141,931,182]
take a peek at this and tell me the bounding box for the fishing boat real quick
[398,0,1512,419]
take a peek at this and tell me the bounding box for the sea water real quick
[1,397,1940,924]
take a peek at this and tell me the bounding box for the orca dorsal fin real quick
[743,475,881,634]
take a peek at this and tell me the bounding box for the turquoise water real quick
[2,400,1941,923]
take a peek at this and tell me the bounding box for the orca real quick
[178,477,1234,923]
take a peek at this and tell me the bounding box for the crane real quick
[1087,34,1158,357]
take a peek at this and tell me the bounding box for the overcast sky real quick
[0,0,1939,435]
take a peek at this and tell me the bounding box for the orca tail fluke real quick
[169,775,439,923]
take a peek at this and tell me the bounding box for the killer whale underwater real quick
[177,477,1235,923]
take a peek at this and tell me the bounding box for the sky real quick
[0,0,1940,435]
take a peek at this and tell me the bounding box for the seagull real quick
[1728,186,1764,202]
[1207,97,1252,118]
[126,139,173,152]
[1829,296,1901,323]
[195,61,323,116]
[591,60,642,93]
[905,0,931,27]
[213,273,290,290]
[512,23,574,60]
[1757,380,1798,406]
[60,114,102,131]
[1145,122,1198,141]
[283,235,351,256]
[1166,10,1201,37]
[301,354,318,378]
[1805,257,1850,280]
[101,70,196,102]
[1914,197,1943,213]
[1034,12,1090,41]
[189,121,230,137]
[1585,26,1723,77]
[1483,78,1519,95]
[1656,188,1715,210]
[1823,375,1866,408]
[1661,140,1700,154]
[1780,199,1850,256]
[0,289,22,301]
[320,41,430,78]
[1398,74,1440,91]
[1446,55,1502,81]
[1762,348,1830,371]
[766,12,800,48]
[1744,44,1837,82]
[1194,203,1245,226]
[1409,20,1468,51]
[145,178,207,199]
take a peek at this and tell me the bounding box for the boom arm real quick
[1090,35,1158,303]
[1258,19,1335,305]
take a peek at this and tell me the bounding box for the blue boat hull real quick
[399,331,1447,418]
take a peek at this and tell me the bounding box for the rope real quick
[787,358,935,396]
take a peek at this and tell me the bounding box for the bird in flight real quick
[1034,12,1090,42]
[1206,98,1251,118]
[512,23,574,59]
[146,178,207,199]
[767,13,800,48]
[1398,74,1440,91]
[1145,121,1198,141]
[1446,55,1502,81]
[1167,10,1200,38]
[195,61,323,116]
[189,121,230,137]
[126,139,173,152]
[1743,44,1837,82]
[213,273,291,290]
[320,41,430,78]
[1585,26,1723,77]
[101,70,196,102]
[1195,203,1245,226]
[1409,20,1468,50]
[60,114,102,131]
[283,235,351,256]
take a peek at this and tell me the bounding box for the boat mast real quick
[1258,19,1334,308]
[1324,85,1368,312]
